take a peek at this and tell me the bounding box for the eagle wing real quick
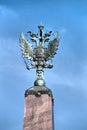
[46,32,59,61]
[19,32,33,60]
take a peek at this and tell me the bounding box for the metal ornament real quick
[19,24,59,86]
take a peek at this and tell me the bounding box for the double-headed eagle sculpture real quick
[19,24,59,86]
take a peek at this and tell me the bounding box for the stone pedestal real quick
[23,86,54,130]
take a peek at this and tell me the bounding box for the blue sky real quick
[0,0,87,130]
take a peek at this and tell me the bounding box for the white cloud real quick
[0,5,19,23]
[0,5,22,38]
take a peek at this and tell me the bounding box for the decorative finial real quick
[19,25,59,86]
[38,24,44,30]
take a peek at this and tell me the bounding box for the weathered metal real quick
[19,24,59,86]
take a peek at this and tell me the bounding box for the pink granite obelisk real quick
[23,86,54,130]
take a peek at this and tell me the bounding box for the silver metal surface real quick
[19,24,59,86]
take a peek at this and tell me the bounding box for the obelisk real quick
[19,24,59,130]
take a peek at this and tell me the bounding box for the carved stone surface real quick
[23,92,53,130]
